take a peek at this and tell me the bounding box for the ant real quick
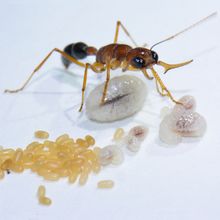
[4,12,216,111]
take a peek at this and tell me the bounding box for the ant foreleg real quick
[150,67,181,104]
[155,80,166,96]
[5,48,86,93]
[142,69,154,80]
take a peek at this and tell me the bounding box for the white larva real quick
[124,135,141,152]
[172,95,196,120]
[160,106,171,118]
[159,115,182,145]
[128,126,148,142]
[86,75,147,122]
[174,112,207,137]
[159,95,206,145]
[123,125,148,152]
[99,145,124,166]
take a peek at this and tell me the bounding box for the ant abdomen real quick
[62,42,97,68]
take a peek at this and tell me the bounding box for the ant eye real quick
[151,51,158,62]
[132,57,145,68]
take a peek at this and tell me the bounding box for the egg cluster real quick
[0,132,100,185]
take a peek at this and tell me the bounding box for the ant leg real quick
[79,62,106,112]
[158,60,193,74]
[5,48,86,93]
[79,63,89,112]
[142,69,154,80]
[113,21,138,47]
[101,63,111,104]
[90,62,106,73]
[155,79,166,96]
[150,67,181,104]
[110,59,121,70]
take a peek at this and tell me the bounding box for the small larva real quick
[113,128,125,141]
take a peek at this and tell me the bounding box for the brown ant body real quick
[5,13,216,111]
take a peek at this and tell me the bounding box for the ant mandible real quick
[5,12,216,111]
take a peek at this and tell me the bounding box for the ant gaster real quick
[5,13,216,111]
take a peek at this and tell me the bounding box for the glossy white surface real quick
[0,0,220,219]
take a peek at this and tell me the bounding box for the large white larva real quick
[159,95,207,145]
[86,75,147,122]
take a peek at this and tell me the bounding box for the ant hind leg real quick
[79,63,90,112]
[5,48,86,93]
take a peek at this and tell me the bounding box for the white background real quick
[0,0,220,219]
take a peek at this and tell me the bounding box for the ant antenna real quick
[150,12,217,50]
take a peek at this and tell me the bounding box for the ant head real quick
[125,48,159,70]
